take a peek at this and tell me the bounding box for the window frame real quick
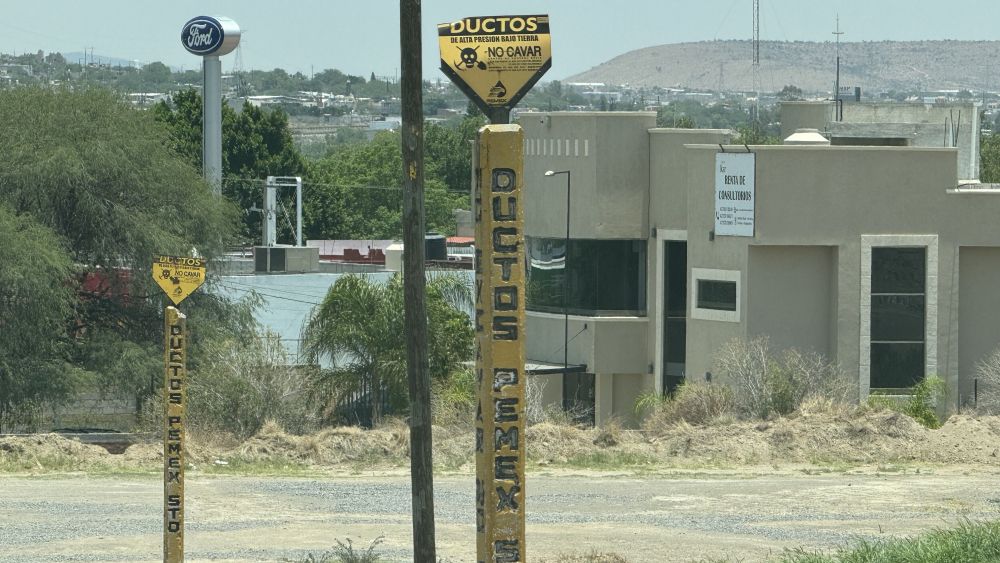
[859,235,938,398]
[690,268,741,323]
[526,237,647,317]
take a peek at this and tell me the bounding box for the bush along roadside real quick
[867,375,947,429]
[777,518,1000,563]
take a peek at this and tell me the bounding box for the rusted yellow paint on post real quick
[475,124,526,563]
[163,306,186,563]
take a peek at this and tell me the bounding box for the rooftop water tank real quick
[783,128,831,146]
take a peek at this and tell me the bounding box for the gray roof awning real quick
[526,361,587,375]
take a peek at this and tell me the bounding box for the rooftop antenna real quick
[833,14,844,121]
[752,0,760,123]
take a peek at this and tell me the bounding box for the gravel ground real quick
[2,468,1000,562]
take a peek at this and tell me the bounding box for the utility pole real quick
[751,0,760,124]
[399,1,435,561]
[833,15,844,121]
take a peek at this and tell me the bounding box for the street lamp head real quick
[544,170,556,176]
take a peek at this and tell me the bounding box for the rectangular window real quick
[691,268,741,323]
[526,238,647,316]
[663,241,687,392]
[870,247,926,389]
[697,280,737,311]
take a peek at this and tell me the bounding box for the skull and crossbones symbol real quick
[455,46,487,71]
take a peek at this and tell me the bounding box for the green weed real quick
[778,519,1000,562]
[868,376,946,429]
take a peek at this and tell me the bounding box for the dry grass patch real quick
[537,551,629,563]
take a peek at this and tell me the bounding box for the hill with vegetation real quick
[567,40,1000,93]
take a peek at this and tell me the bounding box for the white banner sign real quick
[714,152,755,237]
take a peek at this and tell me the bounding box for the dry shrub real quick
[641,382,735,434]
[538,551,628,563]
[592,418,623,447]
[431,368,476,428]
[0,433,107,460]
[526,422,591,462]
[431,370,559,428]
[234,419,412,466]
[797,396,856,419]
[975,345,1000,413]
[713,336,854,419]
[525,375,549,426]
[188,333,319,440]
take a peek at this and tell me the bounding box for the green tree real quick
[301,273,473,426]
[734,123,781,145]
[778,84,804,100]
[306,128,469,239]
[981,133,1000,182]
[0,206,78,431]
[141,61,173,88]
[425,115,485,194]
[153,90,306,243]
[0,87,244,426]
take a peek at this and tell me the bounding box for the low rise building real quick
[519,109,1000,426]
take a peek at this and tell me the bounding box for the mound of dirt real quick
[0,433,111,468]
[6,409,1000,473]
[645,408,1000,466]
[233,420,412,466]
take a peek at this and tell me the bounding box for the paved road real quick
[1,469,999,562]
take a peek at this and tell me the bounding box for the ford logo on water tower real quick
[181,16,241,57]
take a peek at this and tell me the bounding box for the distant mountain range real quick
[566,40,1000,93]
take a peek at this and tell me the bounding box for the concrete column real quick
[202,56,222,194]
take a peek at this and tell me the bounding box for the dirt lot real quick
[4,408,1000,561]
[2,468,1000,562]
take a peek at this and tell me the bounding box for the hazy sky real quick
[2,1,999,80]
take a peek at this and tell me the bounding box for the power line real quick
[216,282,322,306]
[549,325,588,360]
[222,176,403,192]
[220,278,332,300]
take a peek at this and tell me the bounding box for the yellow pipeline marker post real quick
[162,306,186,563]
[152,255,204,563]
[474,124,526,563]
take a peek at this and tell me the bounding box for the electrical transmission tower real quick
[752,0,761,123]
[232,43,251,99]
[833,15,844,121]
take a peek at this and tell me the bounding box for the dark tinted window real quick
[872,247,925,293]
[871,343,925,389]
[871,295,925,342]
[870,247,926,389]
[697,280,737,311]
[527,238,646,315]
[665,241,687,317]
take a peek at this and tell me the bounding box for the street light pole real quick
[545,170,571,375]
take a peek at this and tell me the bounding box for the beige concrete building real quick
[518,108,1000,427]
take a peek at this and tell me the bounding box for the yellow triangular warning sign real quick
[438,15,551,113]
[152,255,206,306]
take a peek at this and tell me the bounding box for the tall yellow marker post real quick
[162,306,186,562]
[152,255,206,563]
[438,14,551,563]
[474,125,526,562]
